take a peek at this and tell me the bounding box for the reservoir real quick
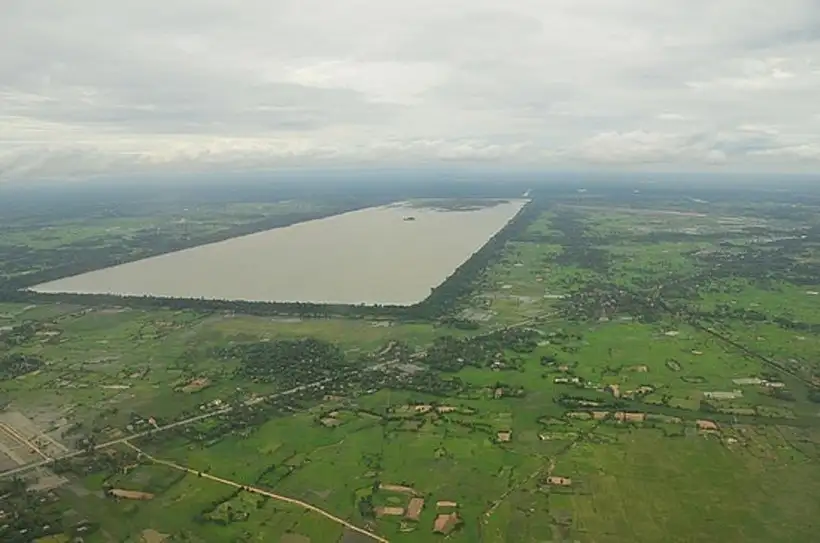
[32,199,527,305]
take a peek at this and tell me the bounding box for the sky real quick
[2,0,820,181]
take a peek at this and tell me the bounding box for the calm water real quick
[33,200,527,305]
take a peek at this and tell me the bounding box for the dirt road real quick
[123,442,388,543]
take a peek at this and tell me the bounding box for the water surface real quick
[33,200,527,305]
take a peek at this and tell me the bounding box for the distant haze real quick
[32,200,527,305]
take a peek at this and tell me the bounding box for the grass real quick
[550,425,820,543]
[200,315,445,351]
[4,198,820,542]
[695,279,820,324]
[0,202,332,252]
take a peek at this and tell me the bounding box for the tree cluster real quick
[424,328,540,373]
[220,338,353,388]
[0,353,44,380]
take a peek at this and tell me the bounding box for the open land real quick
[1,184,820,543]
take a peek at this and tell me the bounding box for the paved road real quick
[0,369,366,479]
[124,442,388,543]
[1,317,551,479]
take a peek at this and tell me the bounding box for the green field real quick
[2,193,820,542]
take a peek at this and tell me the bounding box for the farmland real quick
[1,186,820,542]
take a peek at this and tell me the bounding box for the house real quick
[696,419,719,431]
[732,378,764,386]
[376,506,405,517]
[546,476,572,486]
[703,390,742,400]
[406,497,425,521]
[497,431,512,443]
[379,484,417,495]
[605,384,621,398]
[433,512,460,534]
[614,412,646,423]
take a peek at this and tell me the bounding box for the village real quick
[1,192,819,542]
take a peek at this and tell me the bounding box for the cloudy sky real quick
[2,0,820,181]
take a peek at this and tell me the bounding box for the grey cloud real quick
[1,0,820,180]
[3,81,394,134]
